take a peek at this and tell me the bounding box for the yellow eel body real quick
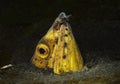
[31,12,83,74]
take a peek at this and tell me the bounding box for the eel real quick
[31,12,83,74]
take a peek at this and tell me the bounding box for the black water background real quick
[0,0,120,66]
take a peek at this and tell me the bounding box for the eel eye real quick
[39,48,46,54]
[37,44,49,58]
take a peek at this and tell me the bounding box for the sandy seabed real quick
[0,59,120,84]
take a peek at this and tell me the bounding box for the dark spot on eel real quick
[55,38,58,44]
[63,55,66,59]
[64,42,67,48]
[65,28,68,31]
[34,58,37,61]
[53,44,55,47]
[64,34,68,37]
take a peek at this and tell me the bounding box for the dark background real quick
[0,0,120,66]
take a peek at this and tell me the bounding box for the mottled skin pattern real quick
[31,12,83,74]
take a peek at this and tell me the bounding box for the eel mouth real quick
[52,12,71,31]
